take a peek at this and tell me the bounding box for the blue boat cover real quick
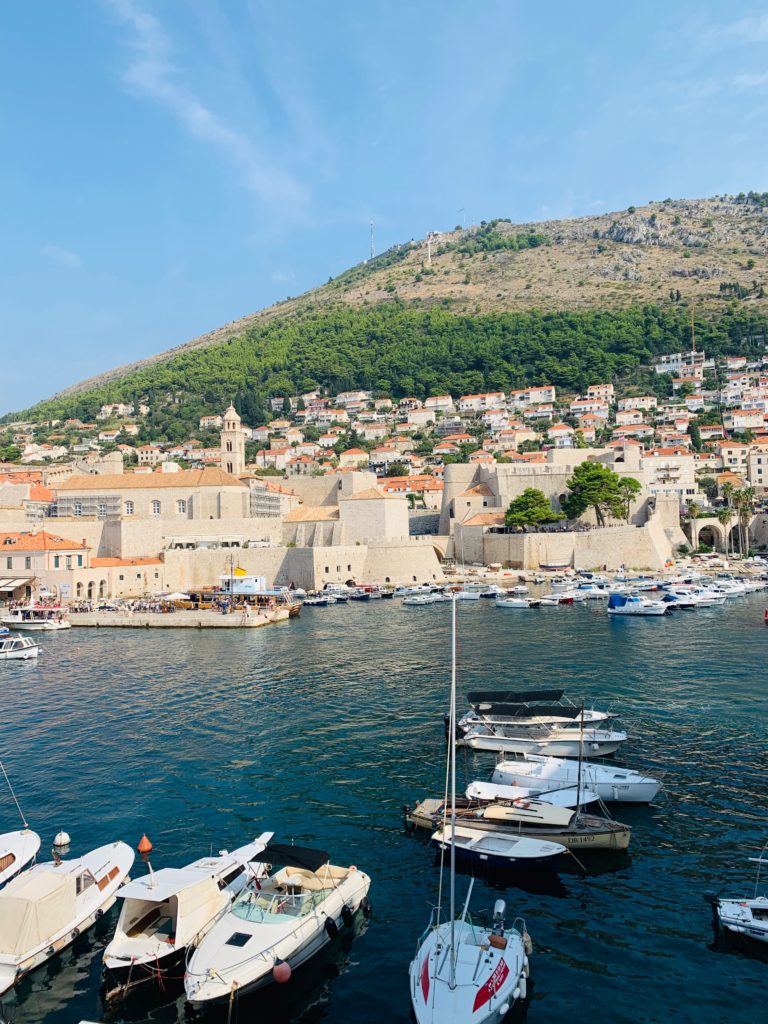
[608,594,628,609]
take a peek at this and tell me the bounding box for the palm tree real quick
[687,501,700,550]
[737,486,756,556]
[716,507,732,558]
[721,481,735,510]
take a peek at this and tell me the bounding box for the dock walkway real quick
[69,608,290,629]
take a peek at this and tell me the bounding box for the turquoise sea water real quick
[2,595,768,1024]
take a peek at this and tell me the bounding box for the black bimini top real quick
[466,688,565,706]
[250,844,330,873]
[472,702,581,720]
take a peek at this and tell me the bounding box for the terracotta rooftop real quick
[0,530,88,551]
[459,482,494,497]
[339,487,400,501]
[462,512,506,527]
[91,556,163,567]
[55,469,247,491]
[283,506,340,522]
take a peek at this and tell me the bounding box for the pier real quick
[68,608,291,629]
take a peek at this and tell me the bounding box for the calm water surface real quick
[2,596,767,1024]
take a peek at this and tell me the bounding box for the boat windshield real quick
[231,885,328,923]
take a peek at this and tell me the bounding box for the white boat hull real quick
[493,755,660,802]
[715,896,768,944]
[0,830,41,889]
[460,729,627,757]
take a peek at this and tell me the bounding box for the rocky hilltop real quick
[45,194,768,403]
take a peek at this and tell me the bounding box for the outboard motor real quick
[492,899,506,934]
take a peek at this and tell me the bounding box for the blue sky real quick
[3,0,768,414]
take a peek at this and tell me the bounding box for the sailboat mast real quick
[449,594,457,988]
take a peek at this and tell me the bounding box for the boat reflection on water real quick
[436,845,632,897]
[183,907,371,1023]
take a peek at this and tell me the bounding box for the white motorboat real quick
[479,585,505,598]
[102,832,273,999]
[466,780,599,809]
[0,830,41,889]
[403,593,438,606]
[430,824,565,870]
[0,635,39,660]
[706,848,768,945]
[0,604,71,631]
[410,596,531,1024]
[550,577,571,592]
[457,689,612,734]
[0,841,134,995]
[607,594,668,616]
[493,755,661,803]
[454,589,481,601]
[302,593,337,606]
[458,723,627,757]
[574,583,608,599]
[508,585,530,595]
[495,596,540,609]
[185,843,371,1005]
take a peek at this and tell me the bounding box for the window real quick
[226,440,233,452]
[5,557,10,570]
[152,500,161,515]
[74,502,82,516]
[177,499,186,514]
[98,502,107,517]
[125,501,134,516]
[77,555,83,567]
[227,462,233,474]
[65,556,72,569]
[54,555,60,569]
[25,556,31,570]
[118,574,124,581]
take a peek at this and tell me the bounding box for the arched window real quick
[99,580,106,598]
[87,581,94,599]
[152,500,161,516]
[125,500,134,516]
[226,441,233,452]
[76,582,83,597]
[177,499,186,515]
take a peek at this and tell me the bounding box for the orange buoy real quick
[137,833,153,854]
[273,959,292,984]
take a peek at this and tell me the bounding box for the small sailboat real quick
[431,824,566,870]
[0,841,134,995]
[102,832,274,1000]
[493,754,661,803]
[409,597,531,1024]
[185,843,371,1005]
[466,780,600,809]
[705,845,768,946]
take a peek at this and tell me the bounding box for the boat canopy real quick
[466,689,564,706]
[608,594,629,609]
[249,844,329,872]
[0,871,76,955]
[471,702,582,720]
[118,875,226,948]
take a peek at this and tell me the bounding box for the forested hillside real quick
[7,193,768,426]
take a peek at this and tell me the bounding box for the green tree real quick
[688,421,702,451]
[716,507,732,557]
[387,460,408,477]
[562,461,640,527]
[504,488,563,530]
[699,475,717,501]
[617,476,642,521]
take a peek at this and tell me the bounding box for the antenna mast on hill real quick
[370,220,375,260]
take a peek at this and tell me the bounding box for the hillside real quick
[9,193,768,422]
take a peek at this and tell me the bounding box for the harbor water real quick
[2,595,767,1024]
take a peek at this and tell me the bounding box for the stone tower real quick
[220,403,245,477]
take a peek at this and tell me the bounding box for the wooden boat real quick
[431,824,566,869]
[407,797,631,851]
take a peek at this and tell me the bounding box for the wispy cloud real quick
[102,0,307,206]
[734,70,768,90]
[42,245,82,269]
[722,14,768,43]
[270,268,295,284]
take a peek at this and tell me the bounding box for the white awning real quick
[0,578,34,592]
